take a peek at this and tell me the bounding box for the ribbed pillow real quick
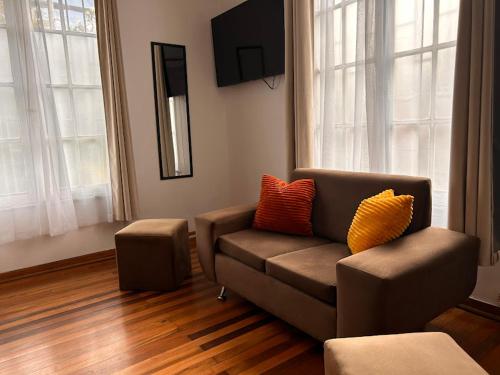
[347,189,414,254]
[253,175,315,236]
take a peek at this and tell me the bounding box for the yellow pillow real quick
[347,189,414,254]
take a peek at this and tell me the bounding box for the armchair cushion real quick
[266,243,351,305]
[219,229,329,271]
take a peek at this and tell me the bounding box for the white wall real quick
[0,222,125,273]
[222,79,291,204]
[219,0,292,204]
[118,0,235,225]
[474,264,500,306]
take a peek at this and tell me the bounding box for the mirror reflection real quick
[152,42,193,179]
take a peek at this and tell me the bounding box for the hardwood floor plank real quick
[209,331,298,374]
[238,340,317,375]
[188,308,260,340]
[0,246,498,375]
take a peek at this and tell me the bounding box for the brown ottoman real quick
[115,219,191,291]
[324,332,487,375]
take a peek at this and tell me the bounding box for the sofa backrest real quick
[291,168,432,243]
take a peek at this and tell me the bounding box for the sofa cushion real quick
[218,229,330,271]
[266,243,351,305]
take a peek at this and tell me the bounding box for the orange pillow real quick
[253,175,315,236]
[347,189,414,254]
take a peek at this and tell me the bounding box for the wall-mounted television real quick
[211,0,285,87]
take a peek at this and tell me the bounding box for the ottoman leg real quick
[217,286,227,301]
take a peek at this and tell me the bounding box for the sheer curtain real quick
[0,0,111,245]
[314,0,459,227]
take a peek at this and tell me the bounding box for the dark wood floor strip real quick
[200,316,276,351]
[262,345,324,375]
[188,308,260,340]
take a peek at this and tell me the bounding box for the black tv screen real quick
[211,0,285,87]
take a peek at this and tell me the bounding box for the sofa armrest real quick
[195,204,257,281]
[336,227,479,337]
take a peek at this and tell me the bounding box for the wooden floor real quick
[0,248,499,375]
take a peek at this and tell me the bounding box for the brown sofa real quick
[195,169,479,341]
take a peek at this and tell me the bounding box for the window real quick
[0,0,27,199]
[314,0,459,227]
[31,0,109,192]
[0,0,109,198]
[0,0,110,243]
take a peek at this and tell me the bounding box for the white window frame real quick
[314,0,457,186]
[41,0,107,190]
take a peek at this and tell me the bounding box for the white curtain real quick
[0,0,111,245]
[314,0,459,227]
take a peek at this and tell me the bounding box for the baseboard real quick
[0,231,197,284]
[0,249,116,284]
[459,298,500,322]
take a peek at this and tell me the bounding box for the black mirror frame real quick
[151,41,194,180]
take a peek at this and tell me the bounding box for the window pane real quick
[393,52,432,121]
[0,29,13,82]
[395,0,434,52]
[62,139,79,187]
[435,47,456,119]
[395,0,420,52]
[334,69,343,124]
[53,88,76,137]
[391,124,430,177]
[0,143,29,194]
[66,9,85,32]
[73,89,105,136]
[0,0,6,24]
[45,33,68,84]
[358,127,369,171]
[438,0,459,43]
[345,2,357,64]
[314,14,321,71]
[324,127,353,170]
[345,66,355,124]
[334,8,342,65]
[422,0,434,46]
[83,0,94,8]
[79,137,108,185]
[67,35,101,85]
[431,123,451,227]
[67,0,83,6]
[37,2,62,31]
[84,8,96,33]
[0,87,20,139]
[432,123,451,191]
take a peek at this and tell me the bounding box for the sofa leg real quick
[217,286,226,301]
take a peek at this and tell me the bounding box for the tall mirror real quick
[151,42,193,179]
